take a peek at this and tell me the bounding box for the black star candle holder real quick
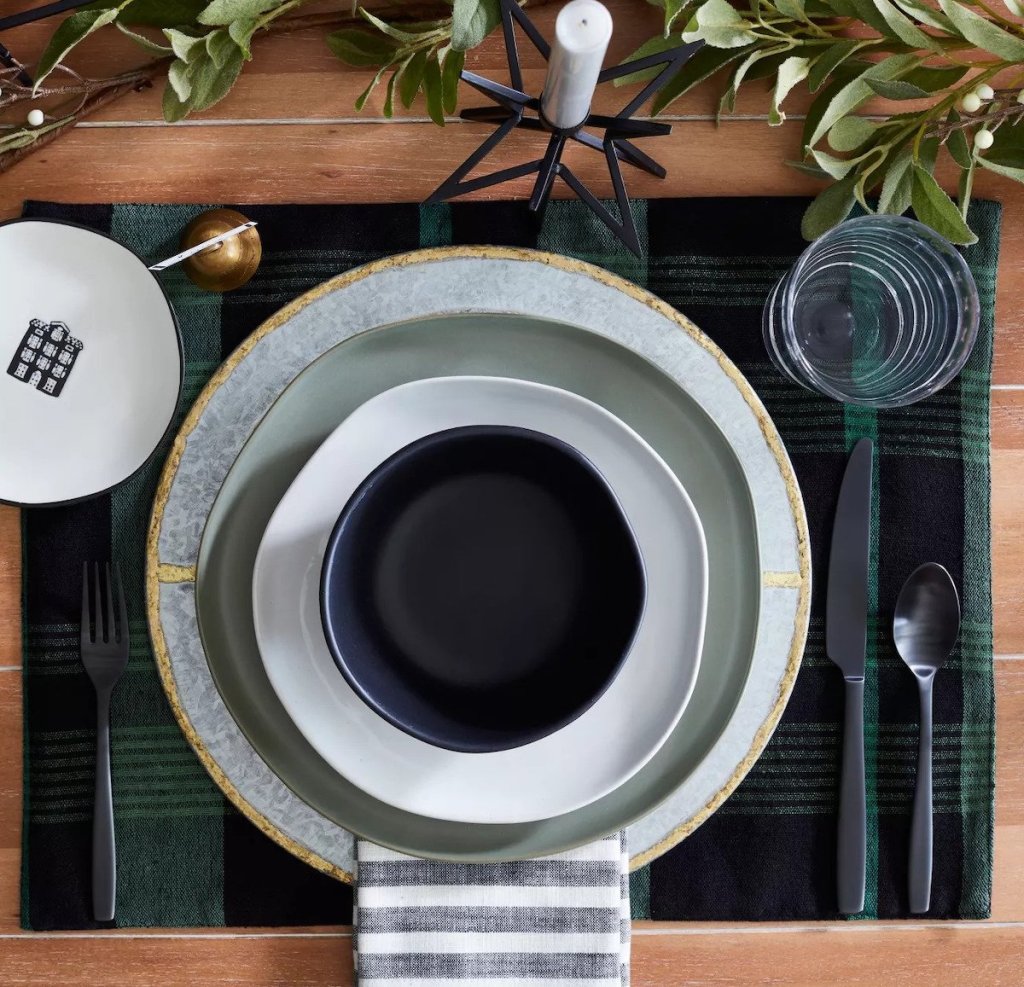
[426,0,703,255]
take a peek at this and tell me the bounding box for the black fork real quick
[80,562,129,922]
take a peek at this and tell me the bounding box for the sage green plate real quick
[149,249,808,879]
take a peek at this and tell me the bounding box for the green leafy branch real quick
[630,0,1024,242]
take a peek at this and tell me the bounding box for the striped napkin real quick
[354,834,630,985]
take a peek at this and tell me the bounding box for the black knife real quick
[826,437,873,914]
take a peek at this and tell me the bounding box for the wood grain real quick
[0,0,1023,980]
[3,924,1024,987]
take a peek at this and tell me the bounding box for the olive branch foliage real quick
[6,0,1024,240]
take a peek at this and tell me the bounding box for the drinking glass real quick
[762,216,980,408]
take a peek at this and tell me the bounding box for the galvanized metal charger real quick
[147,247,810,880]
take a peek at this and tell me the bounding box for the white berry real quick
[26,108,44,127]
[974,83,995,101]
[1018,90,1024,104]
[974,128,995,150]
[960,93,982,113]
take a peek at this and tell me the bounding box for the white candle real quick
[541,0,613,131]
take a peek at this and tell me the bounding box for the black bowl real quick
[319,425,646,753]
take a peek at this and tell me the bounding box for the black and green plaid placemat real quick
[20,197,1000,930]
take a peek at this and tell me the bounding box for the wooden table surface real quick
[1,4,1023,984]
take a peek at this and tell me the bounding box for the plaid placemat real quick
[19,197,1000,930]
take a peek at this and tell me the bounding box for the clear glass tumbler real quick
[762,216,980,408]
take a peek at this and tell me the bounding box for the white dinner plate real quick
[0,218,182,506]
[252,375,708,825]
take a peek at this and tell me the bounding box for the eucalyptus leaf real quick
[937,0,1024,60]
[910,163,977,244]
[382,68,399,119]
[809,147,858,178]
[958,158,976,219]
[206,28,239,69]
[451,0,500,51]
[918,134,939,173]
[188,44,245,111]
[355,58,398,112]
[168,58,192,101]
[878,146,914,214]
[111,0,207,26]
[613,34,680,86]
[801,173,858,239]
[869,0,941,51]
[327,27,401,67]
[891,0,956,32]
[774,0,807,19]
[197,0,281,26]
[828,115,876,151]
[228,17,257,57]
[748,47,809,81]
[1003,0,1024,14]
[442,48,465,115]
[35,5,125,88]
[682,0,757,49]
[787,159,831,178]
[720,44,792,115]
[808,53,919,147]
[400,49,429,108]
[360,9,424,44]
[165,27,205,62]
[423,52,445,126]
[162,79,191,121]
[946,110,972,169]
[807,40,862,93]
[664,0,693,34]
[115,22,173,53]
[901,64,969,92]
[650,43,747,113]
[816,0,859,15]
[976,155,1024,184]
[847,0,898,38]
[770,55,809,125]
[865,78,929,99]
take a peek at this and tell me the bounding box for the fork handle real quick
[93,690,116,922]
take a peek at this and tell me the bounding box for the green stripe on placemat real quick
[19,198,1000,929]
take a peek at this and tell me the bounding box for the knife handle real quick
[838,676,866,914]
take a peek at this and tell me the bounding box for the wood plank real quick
[0,669,22,933]
[0,509,20,669]
[993,392,1024,656]
[1,924,1024,986]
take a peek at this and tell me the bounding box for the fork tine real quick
[92,562,103,643]
[104,563,117,645]
[114,563,128,646]
[81,562,91,648]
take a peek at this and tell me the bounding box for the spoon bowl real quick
[894,563,961,677]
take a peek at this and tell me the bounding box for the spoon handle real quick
[837,676,866,914]
[909,676,934,913]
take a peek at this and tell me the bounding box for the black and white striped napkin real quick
[354,834,630,985]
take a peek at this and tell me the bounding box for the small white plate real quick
[0,219,181,506]
[252,376,708,825]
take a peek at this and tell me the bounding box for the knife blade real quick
[826,436,873,914]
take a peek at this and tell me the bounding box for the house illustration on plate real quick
[6,319,84,398]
